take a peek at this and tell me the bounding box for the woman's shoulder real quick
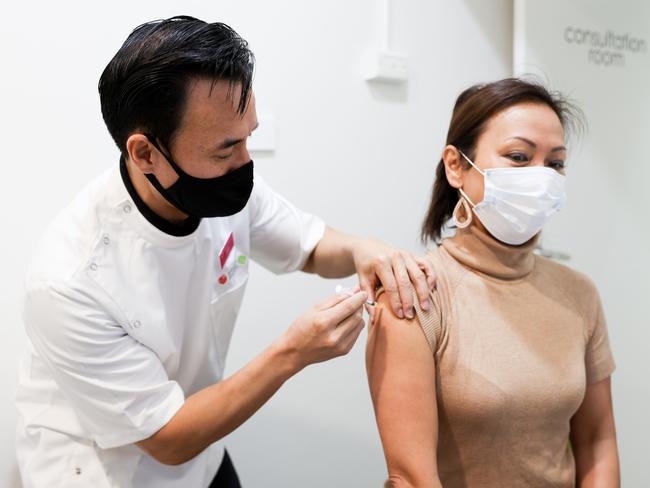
[533,255,601,306]
[424,245,468,296]
[534,255,596,287]
[375,248,452,355]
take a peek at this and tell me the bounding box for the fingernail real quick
[406,308,414,320]
[397,309,404,319]
[422,299,430,311]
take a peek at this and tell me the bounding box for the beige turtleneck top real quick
[413,224,615,487]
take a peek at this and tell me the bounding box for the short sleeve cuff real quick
[294,216,326,272]
[93,382,185,449]
[586,357,616,385]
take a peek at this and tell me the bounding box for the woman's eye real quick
[508,152,529,162]
[547,160,566,170]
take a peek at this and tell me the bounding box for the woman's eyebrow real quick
[511,136,536,148]
[510,136,566,152]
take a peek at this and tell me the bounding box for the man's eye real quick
[215,154,232,161]
[508,152,529,162]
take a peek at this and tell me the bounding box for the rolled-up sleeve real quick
[23,280,185,449]
[248,172,325,274]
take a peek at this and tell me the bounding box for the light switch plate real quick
[364,51,409,83]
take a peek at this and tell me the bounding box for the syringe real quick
[334,284,376,307]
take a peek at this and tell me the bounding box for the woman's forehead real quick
[483,103,565,145]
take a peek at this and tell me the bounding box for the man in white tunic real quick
[15,16,435,488]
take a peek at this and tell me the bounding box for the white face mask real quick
[456,151,567,246]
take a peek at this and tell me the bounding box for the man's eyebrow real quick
[511,136,566,152]
[216,137,243,150]
[215,122,260,151]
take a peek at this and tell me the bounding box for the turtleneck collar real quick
[440,223,538,281]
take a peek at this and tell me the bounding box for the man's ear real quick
[126,133,158,175]
[442,145,465,189]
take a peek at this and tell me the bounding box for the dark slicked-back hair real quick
[99,15,254,156]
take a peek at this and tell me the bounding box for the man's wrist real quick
[269,336,305,379]
[342,233,365,262]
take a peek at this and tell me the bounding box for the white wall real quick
[0,1,514,486]
[514,1,650,485]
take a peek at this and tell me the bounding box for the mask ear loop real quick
[458,150,485,176]
[144,133,188,179]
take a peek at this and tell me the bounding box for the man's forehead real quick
[182,78,255,129]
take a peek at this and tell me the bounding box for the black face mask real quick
[143,134,254,218]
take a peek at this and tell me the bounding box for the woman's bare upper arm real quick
[570,377,617,446]
[570,377,620,486]
[366,292,439,485]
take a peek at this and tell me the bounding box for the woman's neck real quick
[440,222,539,280]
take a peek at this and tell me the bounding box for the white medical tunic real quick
[15,162,325,488]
